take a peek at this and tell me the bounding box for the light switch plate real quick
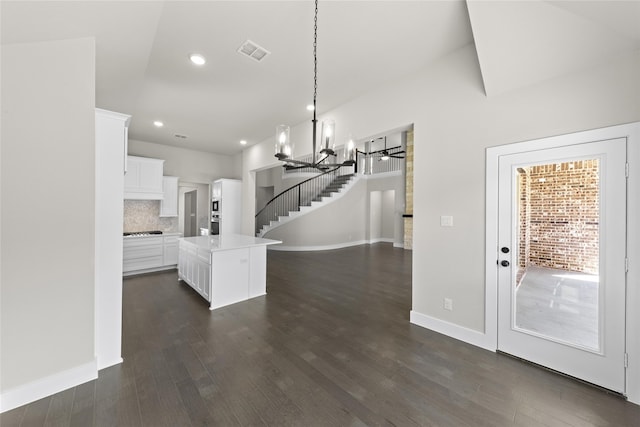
[440,215,454,227]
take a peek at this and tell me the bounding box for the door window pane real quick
[514,159,600,351]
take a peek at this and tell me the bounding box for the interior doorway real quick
[184,190,197,237]
[369,190,395,243]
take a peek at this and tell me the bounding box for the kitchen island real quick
[177,234,281,310]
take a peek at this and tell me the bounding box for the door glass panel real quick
[514,159,600,352]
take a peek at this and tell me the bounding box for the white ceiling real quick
[2,1,639,155]
[467,0,640,96]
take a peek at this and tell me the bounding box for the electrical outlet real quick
[444,298,453,311]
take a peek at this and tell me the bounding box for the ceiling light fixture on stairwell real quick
[375,136,405,161]
[275,0,356,170]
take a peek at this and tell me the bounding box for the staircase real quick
[255,169,356,237]
[310,174,354,202]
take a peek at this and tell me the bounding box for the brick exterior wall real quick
[404,130,414,250]
[517,160,600,276]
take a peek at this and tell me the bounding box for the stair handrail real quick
[255,165,350,235]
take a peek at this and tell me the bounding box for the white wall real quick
[243,44,640,331]
[1,38,97,400]
[128,139,241,184]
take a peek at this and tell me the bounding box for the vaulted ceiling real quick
[2,1,639,155]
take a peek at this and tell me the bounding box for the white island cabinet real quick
[178,234,281,310]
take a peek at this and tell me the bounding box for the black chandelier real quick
[274,0,356,170]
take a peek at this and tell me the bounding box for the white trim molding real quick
[98,356,124,371]
[0,359,98,413]
[267,239,396,252]
[410,311,495,352]
[268,239,370,252]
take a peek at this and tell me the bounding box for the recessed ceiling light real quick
[153,120,164,127]
[189,53,206,66]
[240,140,247,145]
[306,104,315,111]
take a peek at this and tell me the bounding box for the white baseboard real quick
[369,238,394,244]
[410,310,495,352]
[268,240,369,252]
[267,239,400,252]
[97,357,123,371]
[0,359,98,413]
[123,265,176,277]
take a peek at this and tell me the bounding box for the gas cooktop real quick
[123,230,163,237]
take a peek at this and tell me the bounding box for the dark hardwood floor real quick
[3,243,639,426]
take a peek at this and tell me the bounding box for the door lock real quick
[500,260,510,267]
[501,247,510,253]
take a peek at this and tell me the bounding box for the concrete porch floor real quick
[515,266,599,350]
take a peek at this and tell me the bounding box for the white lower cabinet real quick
[196,250,211,300]
[163,234,180,265]
[123,233,182,275]
[178,242,211,300]
[123,237,163,273]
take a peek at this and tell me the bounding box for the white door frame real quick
[485,122,640,405]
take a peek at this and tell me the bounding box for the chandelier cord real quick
[313,0,318,111]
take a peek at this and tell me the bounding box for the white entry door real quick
[497,138,627,393]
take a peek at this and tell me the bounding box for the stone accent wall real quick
[405,130,414,215]
[517,160,599,275]
[403,217,413,250]
[403,130,414,250]
[123,200,178,233]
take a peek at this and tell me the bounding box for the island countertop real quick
[179,233,281,252]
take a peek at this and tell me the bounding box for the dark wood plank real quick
[19,396,51,427]
[6,243,640,426]
[68,381,95,427]
[43,388,74,427]
[0,405,26,427]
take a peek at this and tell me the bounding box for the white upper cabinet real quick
[124,155,164,200]
[160,176,179,217]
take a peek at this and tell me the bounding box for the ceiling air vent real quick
[237,40,270,62]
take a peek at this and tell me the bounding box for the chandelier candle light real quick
[274,0,356,170]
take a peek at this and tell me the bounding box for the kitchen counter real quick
[178,233,281,310]
[123,231,182,239]
[179,234,281,251]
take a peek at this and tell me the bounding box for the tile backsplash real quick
[123,200,178,233]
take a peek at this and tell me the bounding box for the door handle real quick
[500,260,510,267]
